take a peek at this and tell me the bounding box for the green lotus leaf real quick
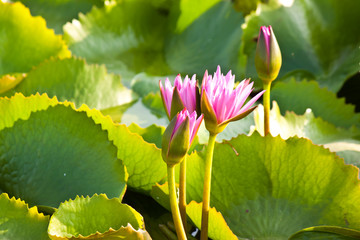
[2,57,137,110]
[271,79,360,128]
[64,1,171,80]
[0,94,127,207]
[185,134,360,239]
[0,2,70,76]
[241,0,360,92]
[289,226,360,240]
[172,0,222,33]
[0,74,25,94]
[252,101,360,166]
[121,100,168,128]
[165,1,244,76]
[0,93,59,131]
[128,123,165,149]
[187,201,237,240]
[48,194,150,240]
[100,101,136,124]
[77,105,167,193]
[141,93,167,119]
[131,73,174,98]
[18,0,104,34]
[0,193,49,239]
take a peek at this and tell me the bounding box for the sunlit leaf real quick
[2,57,137,110]
[0,2,70,75]
[0,193,49,239]
[79,105,167,193]
[271,79,360,128]
[289,226,360,240]
[241,0,360,91]
[185,134,360,239]
[165,1,244,77]
[18,0,104,34]
[172,0,222,33]
[252,101,360,166]
[0,94,127,207]
[187,201,238,240]
[48,194,150,239]
[0,74,25,94]
[64,1,171,80]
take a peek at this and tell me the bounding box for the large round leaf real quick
[0,94,127,207]
[80,106,167,193]
[290,226,360,240]
[2,57,137,110]
[63,1,170,79]
[186,201,237,240]
[271,79,360,128]
[252,101,360,166]
[48,194,150,239]
[19,0,104,34]
[185,134,360,239]
[172,0,222,33]
[0,2,70,76]
[165,1,244,77]
[0,193,49,240]
[241,0,360,92]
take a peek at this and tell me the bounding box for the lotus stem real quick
[168,165,187,240]
[179,155,187,233]
[200,133,217,240]
[263,81,272,135]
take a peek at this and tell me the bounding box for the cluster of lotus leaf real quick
[0,0,359,239]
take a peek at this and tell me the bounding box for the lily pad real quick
[271,79,360,128]
[185,134,360,239]
[77,105,167,193]
[172,0,222,33]
[48,194,150,239]
[0,74,25,94]
[2,57,137,110]
[241,0,360,92]
[252,101,360,165]
[165,1,244,77]
[128,123,165,149]
[0,193,49,240]
[186,201,238,240]
[0,2,70,76]
[64,1,171,79]
[289,226,360,240]
[19,0,104,34]
[0,94,127,207]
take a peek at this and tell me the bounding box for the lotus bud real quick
[255,25,282,83]
[162,109,203,166]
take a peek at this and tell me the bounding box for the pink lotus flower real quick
[201,66,265,134]
[159,74,200,120]
[162,109,203,166]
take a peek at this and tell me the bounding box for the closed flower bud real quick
[162,109,203,166]
[255,25,282,83]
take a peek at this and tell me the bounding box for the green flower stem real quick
[167,165,187,240]
[200,133,217,240]
[263,81,272,135]
[179,155,187,233]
